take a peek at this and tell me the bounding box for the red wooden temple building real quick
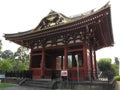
[4,4,114,80]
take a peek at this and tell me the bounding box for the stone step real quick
[24,80,50,83]
[22,79,53,88]
[24,81,49,87]
[32,79,52,81]
[24,83,50,88]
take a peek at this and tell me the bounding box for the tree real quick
[0,40,2,54]
[1,50,13,59]
[111,64,119,76]
[13,46,30,71]
[97,58,112,72]
[0,59,13,73]
[0,46,30,72]
[18,62,29,71]
[97,58,119,76]
[114,57,119,66]
[112,57,119,76]
[0,40,2,60]
[14,46,29,63]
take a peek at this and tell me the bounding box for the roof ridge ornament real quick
[49,10,57,15]
[34,10,70,30]
[103,1,110,8]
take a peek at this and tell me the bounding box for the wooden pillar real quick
[83,42,88,78]
[64,46,68,69]
[90,49,93,72]
[41,48,45,77]
[83,43,88,69]
[29,51,32,70]
[93,50,97,78]
[89,48,95,80]
[61,56,63,69]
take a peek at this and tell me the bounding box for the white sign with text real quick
[61,70,68,76]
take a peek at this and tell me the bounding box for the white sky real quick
[0,0,119,60]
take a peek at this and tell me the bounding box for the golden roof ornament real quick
[34,10,71,31]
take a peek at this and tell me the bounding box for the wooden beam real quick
[83,42,88,71]
[67,48,83,53]
[32,53,42,56]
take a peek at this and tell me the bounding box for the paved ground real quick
[115,81,120,90]
[0,86,51,90]
[0,81,119,90]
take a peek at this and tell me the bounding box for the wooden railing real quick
[44,69,52,78]
[44,69,61,79]
[31,68,41,78]
[44,69,92,80]
[68,69,85,80]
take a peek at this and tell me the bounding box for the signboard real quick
[61,70,68,76]
[0,74,5,78]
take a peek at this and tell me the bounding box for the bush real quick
[0,59,13,73]
[114,76,120,81]
[97,58,112,72]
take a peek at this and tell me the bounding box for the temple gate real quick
[4,4,114,80]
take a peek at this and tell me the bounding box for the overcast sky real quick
[0,0,119,60]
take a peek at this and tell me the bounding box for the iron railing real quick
[3,70,114,81]
[4,70,32,79]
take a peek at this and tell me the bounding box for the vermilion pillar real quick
[64,46,68,69]
[90,49,93,72]
[61,56,63,69]
[29,52,32,69]
[83,43,88,70]
[41,48,45,78]
[83,42,88,79]
[93,50,97,78]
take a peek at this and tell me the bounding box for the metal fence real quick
[2,70,114,82]
[4,70,32,79]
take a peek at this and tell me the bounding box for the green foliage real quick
[97,57,119,76]
[112,57,119,76]
[114,76,120,81]
[0,59,13,73]
[97,58,112,71]
[0,40,2,54]
[17,61,29,71]
[0,46,30,72]
[114,57,119,66]
[111,64,119,76]
[11,46,30,71]
[14,46,29,63]
[1,50,13,59]
[68,57,72,68]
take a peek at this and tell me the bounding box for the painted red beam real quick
[67,48,83,53]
